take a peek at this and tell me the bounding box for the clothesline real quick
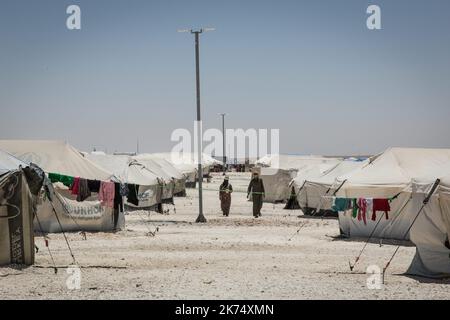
[330,194,400,224]
[47,172,140,208]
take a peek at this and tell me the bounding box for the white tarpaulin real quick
[35,189,124,233]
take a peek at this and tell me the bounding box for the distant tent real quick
[0,150,44,266]
[85,153,162,209]
[135,155,186,196]
[0,140,121,233]
[291,160,367,215]
[144,152,221,188]
[335,147,450,240]
[256,154,341,204]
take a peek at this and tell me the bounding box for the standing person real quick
[247,171,265,218]
[219,176,233,217]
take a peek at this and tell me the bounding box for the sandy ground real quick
[1,172,449,300]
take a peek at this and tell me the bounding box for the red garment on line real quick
[357,198,367,225]
[372,199,390,220]
[71,177,80,195]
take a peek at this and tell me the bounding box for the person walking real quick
[247,171,265,218]
[219,176,233,216]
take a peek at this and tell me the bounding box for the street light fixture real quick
[178,27,215,223]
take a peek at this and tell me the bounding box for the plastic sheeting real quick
[0,170,35,266]
[35,188,124,233]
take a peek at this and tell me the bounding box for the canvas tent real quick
[405,166,450,278]
[293,160,367,214]
[335,147,450,240]
[0,150,44,266]
[0,140,123,233]
[85,153,162,209]
[139,152,220,189]
[256,154,341,203]
[136,155,186,196]
[133,155,178,202]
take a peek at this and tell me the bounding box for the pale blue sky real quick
[1,0,449,156]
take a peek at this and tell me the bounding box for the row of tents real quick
[257,149,450,278]
[0,140,221,266]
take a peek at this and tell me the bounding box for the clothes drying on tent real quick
[335,147,450,240]
[0,141,125,233]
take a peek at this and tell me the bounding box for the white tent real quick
[406,166,450,278]
[0,140,113,181]
[294,160,367,213]
[335,147,450,240]
[152,152,222,177]
[0,140,122,233]
[256,154,341,171]
[136,155,186,196]
[85,153,161,208]
[257,154,341,203]
[150,153,197,187]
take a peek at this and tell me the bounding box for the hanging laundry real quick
[87,180,101,193]
[114,183,123,211]
[127,184,140,206]
[48,173,74,188]
[71,177,80,195]
[352,199,358,218]
[99,181,115,208]
[357,198,367,225]
[120,183,129,197]
[332,197,351,212]
[372,198,390,220]
[366,198,373,217]
[77,178,91,202]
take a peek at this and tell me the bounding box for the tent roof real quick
[135,155,183,180]
[292,162,343,186]
[339,147,450,186]
[0,140,113,181]
[0,149,28,175]
[150,152,222,167]
[256,154,342,171]
[306,160,368,186]
[85,153,159,186]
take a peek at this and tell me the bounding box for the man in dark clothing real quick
[247,172,265,218]
[219,176,233,216]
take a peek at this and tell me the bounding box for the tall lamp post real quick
[178,27,215,223]
[219,113,227,174]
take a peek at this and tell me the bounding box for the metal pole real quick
[220,113,226,174]
[194,31,206,223]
